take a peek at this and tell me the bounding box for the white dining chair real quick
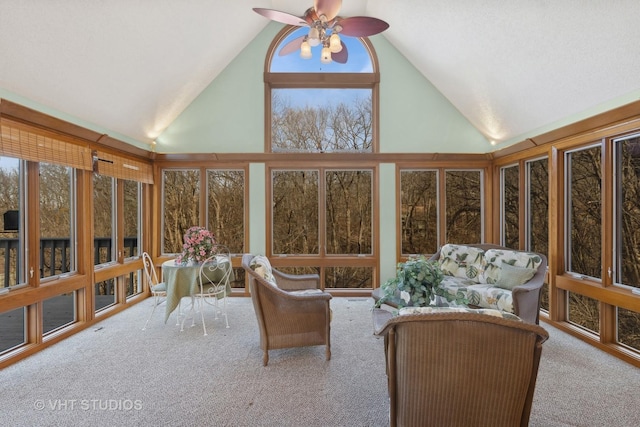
[181,246,232,335]
[141,252,167,330]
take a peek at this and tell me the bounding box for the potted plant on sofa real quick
[375,255,467,308]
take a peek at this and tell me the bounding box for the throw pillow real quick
[250,255,277,286]
[495,262,536,290]
[438,244,485,283]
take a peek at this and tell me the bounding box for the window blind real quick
[92,149,153,184]
[0,118,93,170]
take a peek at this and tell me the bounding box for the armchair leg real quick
[326,346,331,361]
[263,351,269,366]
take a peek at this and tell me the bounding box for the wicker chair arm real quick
[272,268,320,291]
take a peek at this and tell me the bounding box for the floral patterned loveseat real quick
[429,244,547,324]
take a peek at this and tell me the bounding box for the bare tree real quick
[272,94,372,152]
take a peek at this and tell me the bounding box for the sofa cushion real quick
[495,261,537,290]
[438,244,485,283]
[289,289,323,295]
[398,306,521,321]
[439,276,514,313]
[481,249,542,285]
[250,255,277,286]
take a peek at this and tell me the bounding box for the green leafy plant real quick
[375,255,467,308]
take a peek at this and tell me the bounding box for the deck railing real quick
[0,237,138,288]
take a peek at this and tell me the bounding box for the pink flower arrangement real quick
[175,226,217,264]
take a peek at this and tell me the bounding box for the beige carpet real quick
[0,297,638,426]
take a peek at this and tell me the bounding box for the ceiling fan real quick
[253,0,389,64]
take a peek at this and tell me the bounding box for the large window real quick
[271,168,374,289]
[445,170,483,244]
[525,158,549,256]
[271,88,373,153]
[272,170,319,255]
[262,26,380,289]
[206,169,245,254]
[326,170,372,255]
[501,164,520,249]
[525,157,549,311]
[162,169,200,254]
[0,113,152,366]
[123,180,141,260]
[565,144,602,279]
[93,174,115,265]
[400,170,438,255]
[0,156,23,289]
[39,163,75,278]
[565,145,602,337]
[162,168,246,290]
[613,134,640,289]
[93,174,116,311]
[613,134,640,351]
[206,169,246,289]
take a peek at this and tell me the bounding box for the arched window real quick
[262,25,381,290]
[264,26,380,153]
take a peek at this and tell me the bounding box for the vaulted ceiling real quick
[2,0,639,149]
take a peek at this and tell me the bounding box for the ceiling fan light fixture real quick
[253,1,389,64]
[329,32,342,53]
[300,40,312,59]
[308,26,320,46]
[321,45,332,63]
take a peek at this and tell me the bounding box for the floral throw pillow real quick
[438,244,485,283]
[481,249,542,284]
[250,255,277,286]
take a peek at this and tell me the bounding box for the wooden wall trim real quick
[0,98,151,159]
[154,152,493,165]
[492,99,640,159]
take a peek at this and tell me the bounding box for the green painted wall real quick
[379,163,397,282]
[155,23,490,153]
[375,36,490,153]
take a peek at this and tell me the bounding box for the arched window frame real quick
[263,25,381,153]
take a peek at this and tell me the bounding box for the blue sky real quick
[0,156,19,171]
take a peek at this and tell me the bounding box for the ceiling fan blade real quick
[279,35,306,56]
[332,42,348,64]
[314,0,342,21]
[252,8,307,26]
[337,16,389,37]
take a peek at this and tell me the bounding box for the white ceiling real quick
[2,0,640,148]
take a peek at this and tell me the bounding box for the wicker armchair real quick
[241,254,332,366]
[374,309,549,427]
